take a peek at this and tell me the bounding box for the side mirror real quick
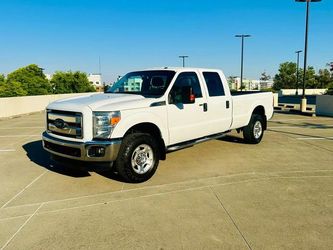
[181,86,195,104]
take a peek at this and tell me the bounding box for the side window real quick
[203,72,225,97]
[169,72,202,104]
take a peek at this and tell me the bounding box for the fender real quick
[111,109,169,143]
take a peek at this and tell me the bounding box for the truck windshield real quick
[107,70,176,98]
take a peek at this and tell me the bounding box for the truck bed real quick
[230,92,274,130]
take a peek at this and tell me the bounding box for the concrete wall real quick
[273,93,278,107]
[0,93,94,119]
[278,89,327,97]
[316,95,333,117]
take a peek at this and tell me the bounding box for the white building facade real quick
[229,77,273,91]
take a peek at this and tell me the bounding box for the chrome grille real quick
[47,110,83,139]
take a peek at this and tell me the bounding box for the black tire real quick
[115,133,159,183]
[243,114,265,144]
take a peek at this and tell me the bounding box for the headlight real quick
[93,111,121,139]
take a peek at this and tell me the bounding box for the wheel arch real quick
[124,122,166,160]
[252,105,267,130]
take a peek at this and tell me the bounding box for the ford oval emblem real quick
[54,119,67,129]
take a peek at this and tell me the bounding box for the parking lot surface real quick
[0,112,332,249]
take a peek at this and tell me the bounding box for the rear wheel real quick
[243,114,264,144]
[115,133,159,183]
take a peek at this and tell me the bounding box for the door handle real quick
[226,100,230,109]
[199,103,208,112]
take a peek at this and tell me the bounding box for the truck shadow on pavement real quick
[22,140,125,182]
[218,135,246,144]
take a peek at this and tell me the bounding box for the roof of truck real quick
[144,67,222,72]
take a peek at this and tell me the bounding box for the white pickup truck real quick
[43,68,273,182]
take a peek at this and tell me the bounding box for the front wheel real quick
[115,133,159,183]
[243,114,265,144]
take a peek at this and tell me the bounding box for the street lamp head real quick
[235,34,251,38]
[295,50,303,53]
[295,0,321,2]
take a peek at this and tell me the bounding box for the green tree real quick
[260,72,271,81]
[304,66,317,88]
[273,62,297,90]
[316,69,333,88]
[0,74,5,84]
[51,71,95,94]
[6,64,51,95]
[0,74,6,97]
[0,74,28,97]
[0,81,28,97]
[273,62,322,90]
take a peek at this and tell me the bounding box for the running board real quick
[166,132,229,153]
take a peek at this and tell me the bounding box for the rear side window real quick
[203,72,225,97]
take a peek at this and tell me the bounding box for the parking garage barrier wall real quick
[278,89,327,97]
[273,93,278,107]
[0,92,94,119]
[316,95,333,117]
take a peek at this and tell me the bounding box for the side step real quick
[166,132,229,152]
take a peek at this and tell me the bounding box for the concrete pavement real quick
[0,112,332,249]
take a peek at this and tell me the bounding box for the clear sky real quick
[0,0,332,82]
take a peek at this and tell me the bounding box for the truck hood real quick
[48,93,156,112]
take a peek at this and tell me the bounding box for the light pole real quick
[235,34,251,91]
[295,50,302,96]
[179,56,189,67]
[296,0,321,112]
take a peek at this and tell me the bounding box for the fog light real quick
[88,146,106,157]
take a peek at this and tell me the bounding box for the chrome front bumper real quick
[42,132,122,162]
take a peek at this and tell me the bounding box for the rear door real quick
[200,71,232,133]
[166,71,209,145]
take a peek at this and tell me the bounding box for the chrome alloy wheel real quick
[131,144,154,174]
[253,120,263,139]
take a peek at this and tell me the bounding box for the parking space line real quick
[270,126,333,129]
[0,135,39,154]
[269,126,304,129]
[0,214,31,222]
[0,149,16,152]
[0,171,47,209]
[0,135,40,138]
[0,203,43,250]
[34,175,333,216]
[210,186,252,250]
[296,137,333,140]
[0,127,44,129]
[271,118,333,122]
[2,169,333,211]
[0,174,332,224]
[1,171,263,210]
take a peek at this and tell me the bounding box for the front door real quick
[167,71,209,145]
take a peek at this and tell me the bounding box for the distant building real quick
[228,77,273,91]
[259,80,274,89]
[123,77,142,92]
[228,77,240,90]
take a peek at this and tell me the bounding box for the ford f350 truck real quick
[43,68,274,182]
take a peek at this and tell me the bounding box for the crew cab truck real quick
[42,68,274,182]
